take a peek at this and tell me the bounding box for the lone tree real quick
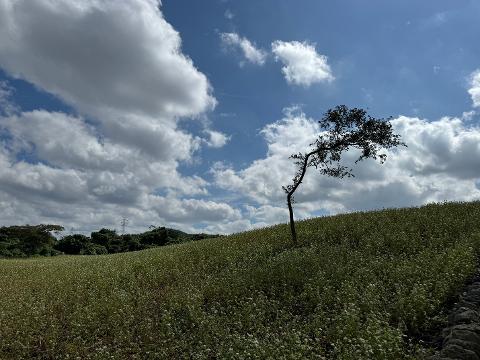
[283,105,406,244]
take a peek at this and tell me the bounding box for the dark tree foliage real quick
[54,234,108,255]
[84,243,109,255]
[1,223,219,258]
[91,228,117,248]
[122,234,142,252]
[283,105,406,244]
[138,227,171,246]
[55,234,90,255]
[0,224,64,257]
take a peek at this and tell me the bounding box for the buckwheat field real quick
[2,202,480,359]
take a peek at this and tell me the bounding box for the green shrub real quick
[55,234,91,254]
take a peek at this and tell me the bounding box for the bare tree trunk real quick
[286,151,316,245]
[287,193,297,245]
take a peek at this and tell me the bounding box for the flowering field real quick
[1,202,480,359]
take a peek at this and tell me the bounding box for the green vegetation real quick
[0,224,63,258]
[1,202,480,359]
[0,226,217,258]
[55,227,216,255]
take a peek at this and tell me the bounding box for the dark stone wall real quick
[432,270,480,360]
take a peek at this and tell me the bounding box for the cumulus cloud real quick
[469,70,480,108]
[147,195,241,223]
[0,143,239,233]
[0,0,237,233]
[391,116,480,179]
[212,107,480,224]
[244,205,288,228]
[203,129,230,148]
[212,107,319,205]
[0,0,219,163]
[271,40,334,86]
[0,108,238,228]
[220,32,267,66]
[0,0,216,120]
[0,80,17,115]
[2,110,124,171]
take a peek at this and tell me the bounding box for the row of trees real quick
[0,224,64,257]
[0,225,217,258]
[55,227,216,255]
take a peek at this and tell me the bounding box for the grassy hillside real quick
[2,202,480,359]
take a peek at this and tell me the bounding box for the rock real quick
[434,276,480,359]
[441,344,480,360]
[443,338,480,356]
[465,289,480,301]
[450,324,480,334]
[456,300,479,311]
[449,308,480,325]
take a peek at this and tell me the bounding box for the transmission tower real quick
[120,218,129,234]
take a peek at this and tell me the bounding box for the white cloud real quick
[212,107,320,205]
[203,219,254,235]
[0,80,17,115]
[469,70,480,108]
[2,110,124,171]
[0,138,240,233]
[147,195,241,223]
[0,0,218,163]
[271,40,334,86]
[244,204,288,228]
[212,108,480,224]
[0,0,239,234]
[224,9,234,20]
[220,32,267,66]
[203,129,230,148]
[390,116,480,179]
[0,0,216,120]
[1,113,208,195]
[0,150,87,204]
[99,113,200,161]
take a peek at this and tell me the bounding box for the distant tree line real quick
[0,225,218,258]
[0,224,63,257]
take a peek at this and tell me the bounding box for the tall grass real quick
[1,202,480,359]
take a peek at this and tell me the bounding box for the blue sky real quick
[166,0,480,170]
[0,0,479,234]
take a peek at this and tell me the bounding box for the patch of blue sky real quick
[0,69,74,115]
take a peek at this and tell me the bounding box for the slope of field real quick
[2,202,480,359]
